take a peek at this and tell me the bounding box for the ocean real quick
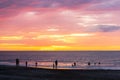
[0,51,120,70]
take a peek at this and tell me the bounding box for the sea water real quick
[0,51,120,70]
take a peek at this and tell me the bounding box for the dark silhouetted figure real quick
[98,62,101,65]
[35,62,38,67]
[88,62,91,66]
[55,60,58,69]
[25,61,28,67]
[73,62,76,66]
[16,58,19,66]
[72,62,76,67]
[53,63,55,69]
[72,64,74,67]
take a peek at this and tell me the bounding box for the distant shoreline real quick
[1,61,120,70]
[0,65,120,80]
[0,50,120,52]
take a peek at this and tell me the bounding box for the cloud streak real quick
[88,0,120,11]
[87,25,120,32]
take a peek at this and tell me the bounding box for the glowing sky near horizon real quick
[0,0,120,50]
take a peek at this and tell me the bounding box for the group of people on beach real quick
[16,58,58,68]
[16,58,59,69]
[72,62,76,67]
[16,58,101,69]
[87,62,101,66]
[16,58,38,67]
[25,61,38,67]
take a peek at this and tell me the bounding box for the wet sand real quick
[0,65,120,80]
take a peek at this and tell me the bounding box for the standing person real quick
[16,58,19,66]
[88,62,91,66]
[25,61,28,67]
[53,62,55,69]
[73,62,76,67]
[98,62,101,65]
[35,62,38,67]
[55,60,58,69]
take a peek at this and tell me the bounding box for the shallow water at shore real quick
[0,51,120,70]
[1,60,120,70]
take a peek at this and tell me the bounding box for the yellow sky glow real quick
[0,36,23,40]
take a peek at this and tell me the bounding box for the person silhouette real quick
[55,60,58,69]
[35,62,38,67]
[73,62,76,67]
[88,62,91,66]
[72,62,76,67]
[98,62,101,65]
[53,62,55,69]
[25,61,28,67]
[16,58,19,66]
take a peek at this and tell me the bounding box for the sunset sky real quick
[0,0,120,51]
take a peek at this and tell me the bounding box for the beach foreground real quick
[0,65,120,80]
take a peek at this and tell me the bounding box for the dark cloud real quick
[0,0,36,9]
[0,0,94,10]
[88,0,120,11]
[0,0,95,18]
[0,0,119,19]
[0,0,119,11]
[0,0,35,18]
[87,25,120,32]
[42,0,92,8]
[0,0,93,8]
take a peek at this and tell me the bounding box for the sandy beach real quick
[0,65,120,80]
